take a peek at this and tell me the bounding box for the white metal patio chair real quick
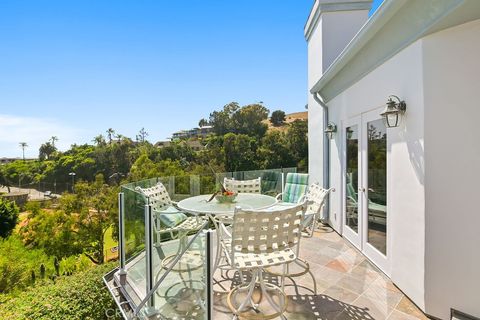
[302,183,335,238]
[275,172,309,205]
[221,202,306,319]
[224,177,262,194]
[135,182,207,270]
[215,177,263,229]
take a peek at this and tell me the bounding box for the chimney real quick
[305,0,372,86]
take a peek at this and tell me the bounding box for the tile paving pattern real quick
[212,227,428,320]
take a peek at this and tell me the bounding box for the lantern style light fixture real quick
[324,122,337,139]
[381,95,407,128]
[346,127,354,140]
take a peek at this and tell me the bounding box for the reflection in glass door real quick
[366,119,387,255]
[343,117,362,249]
[343,111,390,275]
[345,125,359,233]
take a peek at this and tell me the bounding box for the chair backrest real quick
[305,183,334,215]
[224,177,262,194]
[230,202,306,260]
[135,182,172,211]
[283,173,309,203]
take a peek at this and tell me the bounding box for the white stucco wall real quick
[307,6,371,192]
[323,39,426,309]
[423,19,480,320]
[321,10,369,72]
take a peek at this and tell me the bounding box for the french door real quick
[342,109,390,275]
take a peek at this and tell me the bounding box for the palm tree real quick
[50,136,58,148]
[19,142,28,161]
[92,134,106,146]
[106,128,115,145]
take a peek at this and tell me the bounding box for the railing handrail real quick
[133,219,209,316]
[121,167,297,192]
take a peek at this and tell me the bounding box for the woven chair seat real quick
[222,239,297,270]
[164,216,206,233]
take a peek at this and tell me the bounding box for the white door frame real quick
[361,108,391,276]
[342,115,362,250]
[342,108,391,276]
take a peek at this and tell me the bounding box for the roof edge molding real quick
[310,0,480,102]
[305,0,373,41]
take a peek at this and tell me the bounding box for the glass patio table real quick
[177,193,277,216]
[177,193,278,271]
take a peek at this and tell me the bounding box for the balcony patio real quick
[213,229,426,320]
[104,169,428,320]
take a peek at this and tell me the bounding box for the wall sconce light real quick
[325,122,337,139]
[380,95,407,128]
[346,127,354,140]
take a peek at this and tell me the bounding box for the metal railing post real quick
[118,192,127,285]
[145,204,155,309]
[190,175,200,196]
[206,230,214,319]
[168,176,175,196]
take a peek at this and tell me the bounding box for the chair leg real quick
[227,267,288,320]
[258,269,287,315]
[236,269,258,312]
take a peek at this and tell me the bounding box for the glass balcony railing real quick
[104,168,297,319]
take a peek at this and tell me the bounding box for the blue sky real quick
[0,0,383,158]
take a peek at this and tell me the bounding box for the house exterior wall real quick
[422,19,480,319]
[307,2,371,195]
[321,10,370,72]
[322,39,426,310]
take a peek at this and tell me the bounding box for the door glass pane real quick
[367,119,387,254]
[345,125,358,233]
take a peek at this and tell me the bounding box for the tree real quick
[19,142,28,161]
[258,131,295,169]
[270,110,286,126]
[92,134,106,146]
[232,103,269,137]
[106,128,115,145]
[137,128,149,143]
[65,175,118,264]
[39,142,57,160]
[286,119,308,170]
[208,102,269,138]
[0,198,19,238]
[20,202,81,258]
[129,154,160,181]
[223,133,258,172]
[198,118,209,127]
[209,102,239,135]
[50,136,59,148]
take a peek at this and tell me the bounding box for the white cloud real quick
[0,114,85,158]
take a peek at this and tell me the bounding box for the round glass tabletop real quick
[177,193,277,215]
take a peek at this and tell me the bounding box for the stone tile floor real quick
[212,227,428,320]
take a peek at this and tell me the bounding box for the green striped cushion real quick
[283,173,309,203]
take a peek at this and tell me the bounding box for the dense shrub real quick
[0,198,19,238]
[0,262,120,320]
[0,236,52,293]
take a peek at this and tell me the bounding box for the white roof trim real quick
[309,0,407,93]
[309,0,480,101]
[304,0,373,41]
